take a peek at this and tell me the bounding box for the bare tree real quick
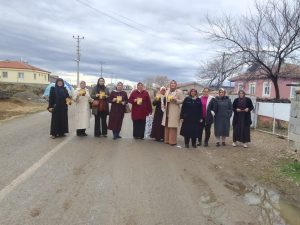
[202,0,300,99]
[144,75,170,89]
[197,53,242,89]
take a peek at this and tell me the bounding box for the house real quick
[0,60,50,85]
[177,82,205,95]
[229,64,300,99]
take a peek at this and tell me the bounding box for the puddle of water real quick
[242,184,300,225]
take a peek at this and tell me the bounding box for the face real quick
[57,81,63,87]
[137,83,143,91]
[160,89,166,95]
[190,90,197,97]
[80,82,86,89]
[117,83,123,91]
[202,88,209,97]
[170,81,177,90]
[219,90,225,97]
[98,79,105,85]
[239,91,245,98]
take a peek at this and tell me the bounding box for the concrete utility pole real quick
[73,35,84,86]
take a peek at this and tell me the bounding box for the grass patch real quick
[281,161,300,182]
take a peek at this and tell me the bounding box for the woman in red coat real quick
[128,82,152,139]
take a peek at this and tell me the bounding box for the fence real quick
[253,102,290,136]
[228,95,291,137]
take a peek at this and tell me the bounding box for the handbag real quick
[92,99,100,108]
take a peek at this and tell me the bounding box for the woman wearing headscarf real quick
[91,77,110,137]
[108,82,128,140]
[128,82,152,139]
[213,88,233,147]
[180,89,203,148]
[232,90,254,148]
[150,86,166,141]
[198,87,216,147]
[47,78,70,139]
[72,81,93,136]
[161,80,184,146]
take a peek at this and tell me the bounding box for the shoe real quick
[222,142,226,146]
[185,144,189,148]
[113,136,118,140]
[102,135,107,137]
[197,142,202,146]
[94,135,100,137]
[243,144,248,148]
[192,144,197,148]
[204,142,208,147]
[117,136,122,139]
[50,135,56,139]
[232,142,237,147]
[216,142,220,147]
[170,143,177,146]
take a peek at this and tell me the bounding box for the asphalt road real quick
[0,109,284,225]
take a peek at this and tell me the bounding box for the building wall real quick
[178,84,204,95]
[0,68,50,84]
[233,78,299,99]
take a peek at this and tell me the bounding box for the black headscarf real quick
[55,78,67,100]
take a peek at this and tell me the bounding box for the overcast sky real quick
[0,0,253,85]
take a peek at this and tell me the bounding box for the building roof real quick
[0,60,49,73]
[177,82,204,88]
[229,63,300,82]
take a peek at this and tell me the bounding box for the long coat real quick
[150,96,166,140]
[108,90,128,131]
[200,95,216,125]
[128,89,152,120]
[161,89,184,128]
[232,97,254,127]
[180,96,202,138]
[48,86,69,136]
[72,88,93,130]
[213,96,232,137]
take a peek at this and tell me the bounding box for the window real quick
[2,71,8,78]
[18,72,24,79]
[238,83,244,91]
[249,82,256,95]
[263,81,271,96]
[34,74,36,80]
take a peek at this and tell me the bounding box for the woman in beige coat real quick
[161,80,184,145]
[72,81,94,136]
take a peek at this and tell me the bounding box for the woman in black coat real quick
[47,78,70,139]
[232,90,254,148]
[91,77,110,137]
[180,89,203,148]
[150,87,166,141]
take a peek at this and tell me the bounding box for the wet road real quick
[0,110,298,225]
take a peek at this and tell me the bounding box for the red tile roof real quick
[229,63,300,82]
[0,60,49,73]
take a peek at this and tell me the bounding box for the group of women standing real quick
[48,78,254,148]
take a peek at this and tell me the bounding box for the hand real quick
[236,108,242,112]
[244,108,249,112]
[96,94,100,97]
[180,119,184,123]
[113,98,117,102]
[200,119,203,123]
[48,108,53,112]
[121,101,125,105]
[134,99,138,103]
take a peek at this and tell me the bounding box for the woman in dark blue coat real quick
[180,89,203,148]
[47,78,70,139]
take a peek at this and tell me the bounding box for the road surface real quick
[0,109,293,225]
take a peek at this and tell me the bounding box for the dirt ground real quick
[0,98,47,121]
[206,130,300,203]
